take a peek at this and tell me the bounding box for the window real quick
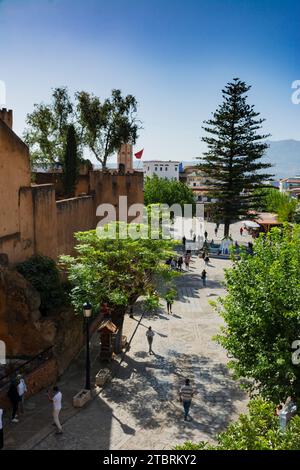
[193,183,196,187]
[155,167,158,171]
[175,167,178,171]
[160,167,163,171]
[165,167,168,171]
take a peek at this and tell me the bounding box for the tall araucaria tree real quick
[63,124,79,197]
[198,78,273,237]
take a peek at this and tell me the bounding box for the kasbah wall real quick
[0,108,144,265]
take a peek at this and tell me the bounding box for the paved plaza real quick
[4,222,251,450]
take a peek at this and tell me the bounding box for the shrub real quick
[17,255,66,315]
[175,398,300,450]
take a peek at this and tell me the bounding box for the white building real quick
[279,176,300,199]
[143,160,180,181]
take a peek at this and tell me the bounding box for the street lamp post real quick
[83,302,92,390]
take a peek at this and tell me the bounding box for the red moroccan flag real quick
[134,148,144,159]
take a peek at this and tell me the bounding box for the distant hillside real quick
[100,139,300,180]
[264,140,300,179]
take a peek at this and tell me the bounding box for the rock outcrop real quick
[0,267,53,357]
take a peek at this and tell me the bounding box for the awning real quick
[243,220,260,229]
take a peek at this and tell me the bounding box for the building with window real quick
[143,160,180,181]
[279,176,300,200]
[180,165,216,202]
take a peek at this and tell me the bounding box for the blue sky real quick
[0,0,299,162]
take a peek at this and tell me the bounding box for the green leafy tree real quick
[144,175,196,211]
[215,225,300,403]
[17,255,66,315]
[24,87,74,168]
[63,124,79,197]
[76,89,140,168]
[198,78,273,237]
[60,224,177,351]
[175,398,300,450]
[255,187,298,223]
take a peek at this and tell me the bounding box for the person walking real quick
[201,269,207,287]
[166,299,173,314]
[17,374,27,414]
[204,255,210,266]
[177,256,183,271]
[182,236,186,247]
[204,230,208,240]
[0,408,3,450]
[146,327,155,355]
[48,386,63,434]
[184,254,191,271]
[7,379,20,423]
[179,378,194,421]
[240,227,244,236]
[214,226,218,237]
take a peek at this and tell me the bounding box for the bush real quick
[17,255,66,315]
[175,398,300,450]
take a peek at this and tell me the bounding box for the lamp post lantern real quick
[83,302,92,390]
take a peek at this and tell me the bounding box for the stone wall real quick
[0,358,59,409]
[56,195,95,256]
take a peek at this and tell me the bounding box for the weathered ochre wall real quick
[32,184,58,259]
[0,119,33,262]
[90,170,144,222]
[56,195,95,256]
[1,112,144,264]
[34,172,90,198]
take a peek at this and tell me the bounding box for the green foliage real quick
[24,87,74,168]
[144,175,195,211]
[164,288,177,304]
[198,78,273,237]
[24,87,140,170]
[216,225,300,402]
[60,224,177,316]
[175,398,300,450]
[63,124,79,197]
[144,293,161,314]
[76,89,140,168]
[17,255,66,315]
[255,187,298,223]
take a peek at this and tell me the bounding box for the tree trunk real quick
[224,221,230,238]
[111,309,125,354]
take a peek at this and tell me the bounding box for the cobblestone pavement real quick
[5,222,250,450]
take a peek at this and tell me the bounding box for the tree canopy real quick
[60,224,178,325]
[63,124,79,197]
[216,225,300,403]
[198,78,273,236]
[175,398,300,450]
[254,187,299,223]
[24,87,74,168]
[76,89,140,168]
[24,87,140,169]
[144,175,196,210]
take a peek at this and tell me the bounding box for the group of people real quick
[7,374,27,423]
[0,378,63,450]
[166,254,191,272]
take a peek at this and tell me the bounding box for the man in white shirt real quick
[146,326,155,355]
[48,386,63,434]
[0,408,3,449]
